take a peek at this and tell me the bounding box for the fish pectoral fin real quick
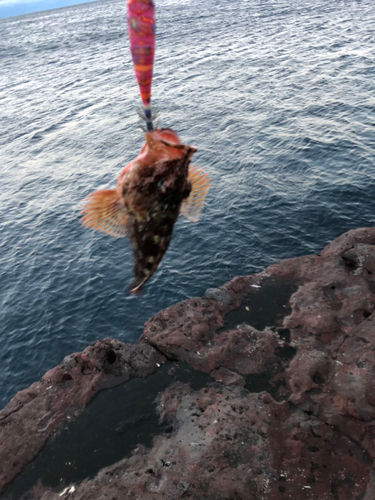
[80,189,128,238]
[180,166,211,222]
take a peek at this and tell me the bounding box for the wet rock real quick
[0,339,165,492]
[209,366,245,386]
[342,243,375,274]
[38,385,373,500]
[2,228,375,499]
[142,276,298,374]
[204,287,234,305]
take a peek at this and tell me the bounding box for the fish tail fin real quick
[80,189,128,238]
[129,278,148,295]
[127,226,173,295]
[180,166,211,222]
[128,257,161,295]
[128,243,168,295]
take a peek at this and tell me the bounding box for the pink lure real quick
[127,0,155,131]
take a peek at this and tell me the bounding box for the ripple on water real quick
[0,0,375,407]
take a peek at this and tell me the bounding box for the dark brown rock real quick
[3,228,375,499]
[34,385,374,500]
[141,275,297,375]
[209,366,245,386]
[0,339,165,492]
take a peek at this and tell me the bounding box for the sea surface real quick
[0,0,374,409]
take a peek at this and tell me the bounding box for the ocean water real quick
[0,0,374,409]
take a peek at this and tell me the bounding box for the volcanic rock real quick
[2,228,375,499]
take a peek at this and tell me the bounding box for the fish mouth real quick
[142,130,197,164]
[159,139,187,150]
[157,128,181,143]
[149,129,196,152]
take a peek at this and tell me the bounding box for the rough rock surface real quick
[2,228,375,499]
[0,339,165,492]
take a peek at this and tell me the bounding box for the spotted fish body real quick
[122,130,195,292]
[81,129,210,293]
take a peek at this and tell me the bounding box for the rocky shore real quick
[1,228,375,499]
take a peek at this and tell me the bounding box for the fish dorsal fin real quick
[81,189,128,238]
[180,166,211,222]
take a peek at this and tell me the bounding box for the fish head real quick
[141,128,196,163]
[119,128,196,215]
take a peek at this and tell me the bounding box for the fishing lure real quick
[127,0,155,131]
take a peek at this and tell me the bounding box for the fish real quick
[81,128,210,293]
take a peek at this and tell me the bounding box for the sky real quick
[0,0,94,19]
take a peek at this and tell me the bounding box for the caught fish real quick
[81,128,210,293]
